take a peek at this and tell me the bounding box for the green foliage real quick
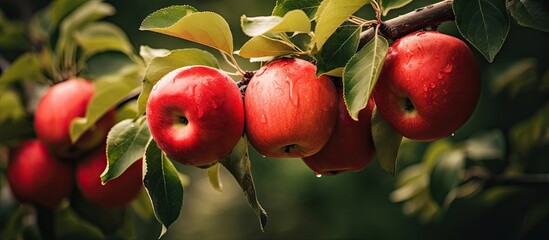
[102,117,151,184]
[453,0,510,62]
[140,6,233,55]
[237,34,299,58]
[381,0,413,16]
[241,10,310,37]
[0,53,45,88]
[343,34,388,120]
[272,0,322,18]
[371,108,402,175]
[143,139,184,238]
[506,0,549,32]
[315,25,361,75]
[429,149,465,207]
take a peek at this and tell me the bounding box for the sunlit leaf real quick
[74,22,135,57]
[237,35,298,58]
[464,130,505,161]
[207,163,223,193]
[429,149,465,207]
[381,0,413,16]
[220,137,268,231]
[102,117,150,184]
[137,47,219,116]
[314,0,370,51]
[143,139,183,238]
[316,25,361,75]
[343,34,388,120]
[272,0,322,19]
[241,10,310,37]
[453,0,510,62]
[0,89,34,143]
[140,6,233,54]
[506,0,549,32]
[371,108,403,175]
[0,11,26,50]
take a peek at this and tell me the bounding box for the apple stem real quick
[359,0,454,46]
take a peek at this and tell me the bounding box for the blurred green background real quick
[1,0,548,239]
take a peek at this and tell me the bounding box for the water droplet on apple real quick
[261,114,267,124]
[442,63,453,73]
[152,85,158,91]
[423,85,428,92]
[315,173,322,178]
[286,77,299,106]
[197,108,204,118]
[261,155,266,158]
[451,133,455,137]
[437,72,444,80]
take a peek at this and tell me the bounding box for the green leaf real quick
[272,0,322,19]
[0,11,26,50]
[490,58,538,97]
[0,89,34,143]
[137,47,219,116]
[206,163,223,193]
[343,34,388,120]
[0,53,45,88]
[27,0,89,42]
[453,0,510,62]
[237,35,298,58]
[70,54,141,143]
[423,139,455,171]
[102,117,151,184]
[506,0,549,32]
[140,7,233,54]
[220,137,268,231]
[143,139,183,238]
[316,25,361,75]
[381,0,413,16]
[241,10,310,37]
[314,0,370,51]
[74,22,135,57]
[509,103,549,154]
[371,108,403,175]
[429,149,465,207]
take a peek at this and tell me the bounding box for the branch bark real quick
[359,0,455,48]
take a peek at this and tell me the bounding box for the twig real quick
[359,0,455,47]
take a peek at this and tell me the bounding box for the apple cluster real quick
[146,31,480,176]
[7,79,142,209]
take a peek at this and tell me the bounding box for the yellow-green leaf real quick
[241,10,311,37]
[140,7,233,54]
[237,35,297,58]
[207,163,223,193]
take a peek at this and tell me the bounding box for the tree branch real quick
[359,0,455,47]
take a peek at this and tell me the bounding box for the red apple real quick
[373,31,480,141]
[302,89,375,175]
[76,146,142,208]
[245,58,338,158]
[34,78,115,159]
[7,140,74,208]
[146,66,244,167]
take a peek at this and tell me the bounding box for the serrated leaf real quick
[314,0,370,51]
[429,149,465,207]
[143,139,183,238]
[137,47,219,116]
[0,53,45,88]
[102,117,151,184]
[316,25,361,75]
[343,34,388,120]
[381,0,413,16]
[371,108,403,175]
[506,0,549,32]
[206,163,223,193]
[453,0,510,62]
[74,22,135,57]
[220,137,268,231]
[70,54,141,143]
[237,35,298,58]
[140,7,233,54]
[241,10,310,37]
[272,0,322,19]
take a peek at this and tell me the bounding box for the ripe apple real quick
[76,146,142,208]
[7,140,74,208]
[245,58,338,158]
[302,89,375,175]
[373,31,480,141]
[34,78,115,159]
[146,66,244,167]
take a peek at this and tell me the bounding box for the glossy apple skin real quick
[245,58,338,158]
[302,89,375,175]
[7,140,74,208]
[34,78,115,160]
[146,66,244,167]
[373,31,480,141]
[76,147,142,208]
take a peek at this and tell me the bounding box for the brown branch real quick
[359,0,455,47]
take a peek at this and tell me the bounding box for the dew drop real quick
[197,108,204,118]
[286,77,299,106]
[423,85,428,92]
[442,63,453,73]
[315,173,322,178]
[152,85,158,91]
[262,155,266,158]
[437,72,444,80]
[261,114,267,124]
[430,83,436,89]
[451,133,455,137]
